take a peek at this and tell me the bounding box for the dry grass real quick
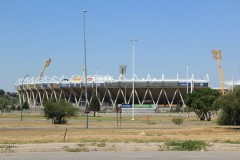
[0,113,239,144]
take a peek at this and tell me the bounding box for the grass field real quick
[0,112,239,144]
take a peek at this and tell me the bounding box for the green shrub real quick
[65,147,89,152]
[147,121,156,125]
[77,143,86,147]
[165,140,208,151]
[213,87,240,125]
[172,117,184,125]
[97,142,106,147]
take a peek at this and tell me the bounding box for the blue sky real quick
[1,0,240,92]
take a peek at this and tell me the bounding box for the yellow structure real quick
[39,59,51,79]
[211,50,224,95]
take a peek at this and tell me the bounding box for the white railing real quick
[15,74,209,86]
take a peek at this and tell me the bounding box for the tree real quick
[0,97,8,110]
[89,95,100,116]
[17,105,21,111]
[0,89,5,96]
[6,92,18,97]
[213,87,240,125]
[10,105,16,111]
[0,91,18,111]
[22,101,30,110]
[186,87,220,121]
[43,100,78,124]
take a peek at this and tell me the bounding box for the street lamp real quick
[21,74,29,121]
[83,10,90,129]
[130,39,137,121]
[96,67,99,96]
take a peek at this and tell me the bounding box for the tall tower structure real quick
[212,50,224,95]
[119,65,127,80]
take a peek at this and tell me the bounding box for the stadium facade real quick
[15,74,209,111]
[224,80,240,91]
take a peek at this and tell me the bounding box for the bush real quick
[165,140,208,151]
[10,105,16,111]
[147,121,156,125]
[172,117,184,125]
[43,100,78,124]
[213,87,240,125]
[0,97,8,110]
[17,106,21,111]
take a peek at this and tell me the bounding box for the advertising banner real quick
[121,104,155,108]
[162,82,178,87]
[93,83,105,87]
[41,84,49,88]
[134,104,154,108]
[178,82,191,87]
[87,77,94,82]
[121,104,132,108]
[81,83,93,87]
[71,76,83,83]
[70,83,80,87]
[194,83,208,87]
[60,83,69,88]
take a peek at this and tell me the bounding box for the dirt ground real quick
[1,142,240,153]
[0,114,240,152]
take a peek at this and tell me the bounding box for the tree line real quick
[187,87,240,125]
[0,89,24,111]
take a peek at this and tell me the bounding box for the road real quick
[1,151,240,160]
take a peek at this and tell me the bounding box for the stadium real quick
[14,49,240,113]
[15,72,209,112]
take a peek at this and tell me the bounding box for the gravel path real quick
[1,142,240,153]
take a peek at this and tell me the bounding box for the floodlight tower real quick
[130,39,137,121]
[39,59,51,80]
[119,65,127,80]
[212,50,224,95]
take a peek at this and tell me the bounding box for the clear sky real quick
[1,0,240,92]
